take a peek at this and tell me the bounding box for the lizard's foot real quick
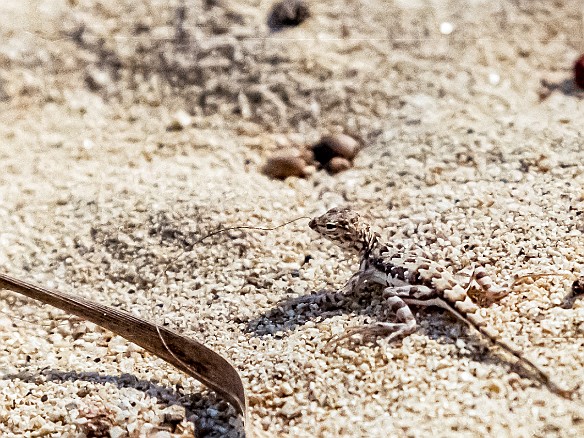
[463,266,509,306]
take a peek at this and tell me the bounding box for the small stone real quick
[162,404,186,423]
[42,133,64,148]
[311,134,360,166]
[440,22,454,35]
[485,380,503,394]
[238,92,252,119]
[575,54,584,88]
[488,72,500,85]
[268,0,310,30]
[302,164,317,176]
[76,389,89,400]
[455,339,466,350]
[109,426,126,438]
[82,139,95,150]
[279,382,294,396]
[85,68,112,91]
[280,399,301,418]
[167,110,192,131]
[262,149,309,179]
[326,156,351,174]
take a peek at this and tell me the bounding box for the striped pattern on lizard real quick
[308,206,574,399]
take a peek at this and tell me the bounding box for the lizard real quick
[308,206,575,399]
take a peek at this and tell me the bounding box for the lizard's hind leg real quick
[466,266,571,306]
[325,291,417,351]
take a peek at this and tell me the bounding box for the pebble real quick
[312,134,359,163]
[108,426,126,438]
[280,399,301,418]
[262,149,309,179]
[488,72,500,85]
[263,134,359,178]
[85,68,112,92]
[162,404,186,423]
[268,0,310,30]
[327,156,352,174]
[440,22,454,35]
[575,54,584,89]
[167,110,192,131]
[82,138,95,150]
[279,382,294,396]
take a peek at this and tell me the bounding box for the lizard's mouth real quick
[308,219,316,229]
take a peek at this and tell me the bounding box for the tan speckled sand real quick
[1,0,584,436]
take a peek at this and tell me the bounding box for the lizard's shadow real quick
[244,288,530,374]
[2,368,244,437]
[244,289,351,336]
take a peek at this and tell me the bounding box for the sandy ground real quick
[2,0,584,436]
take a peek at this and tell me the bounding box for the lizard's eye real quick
[325,223,336,230]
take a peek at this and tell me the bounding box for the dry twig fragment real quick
[0,272,247,417]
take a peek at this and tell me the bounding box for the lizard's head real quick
[309,207,377,254]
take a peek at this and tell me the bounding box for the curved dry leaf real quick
[0,272,247,417]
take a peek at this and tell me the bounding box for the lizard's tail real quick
[447,299,577,399]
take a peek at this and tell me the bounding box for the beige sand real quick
[1,0,584,436]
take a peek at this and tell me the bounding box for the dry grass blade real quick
[0,272,247,418]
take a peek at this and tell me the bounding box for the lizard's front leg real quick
[295,268,373,309]
[325,287,419,350]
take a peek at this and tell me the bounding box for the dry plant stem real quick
[0,272,246,417]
